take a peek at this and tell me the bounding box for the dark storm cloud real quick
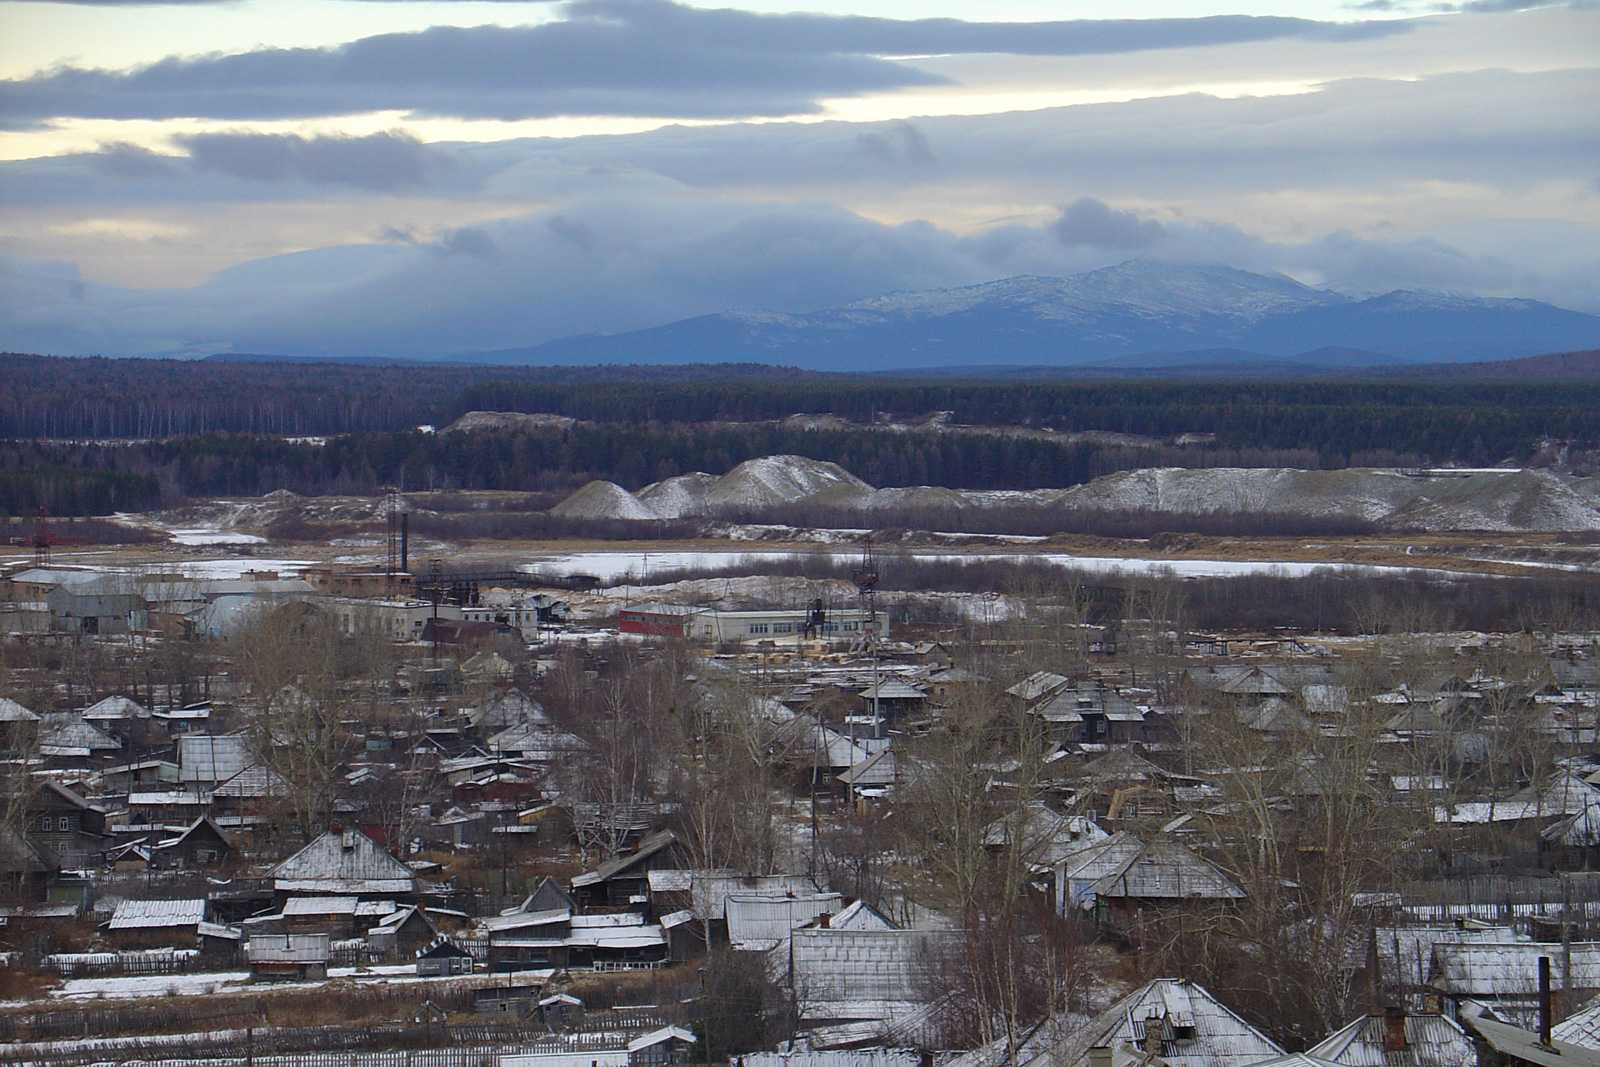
[1053,197,1167,249]
[854,123,936,169]
[0,0,1410,128]
[174,131,449,190]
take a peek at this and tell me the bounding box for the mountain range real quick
[465,260,1600,370]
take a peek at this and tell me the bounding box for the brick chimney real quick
[1381,1006,1408,1054]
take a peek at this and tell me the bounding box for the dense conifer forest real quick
[4,353,1599,514]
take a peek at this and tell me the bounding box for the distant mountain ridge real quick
[476,260,1600,370]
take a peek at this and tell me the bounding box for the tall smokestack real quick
[400,512,409,573]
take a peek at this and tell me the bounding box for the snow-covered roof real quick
[249,933,330,963]
[726,893,841,948]
[0,697,39,722]
[791,927,958,1011]
[82,695,150,721]
[1027,978,1283,1067]
[1433,941,1600,996]
[1006,671,1070,702]
[178,734,251,783]
[282,896,358,917]
[627,1027,696,1053]
[107,898,205,930]
[1553,993,1600,1050]
[1089,838,1244,901]
[269,827,415,894]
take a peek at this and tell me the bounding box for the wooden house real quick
[269,827,417,901]
[570,829,687,909]
[104,898,206,950]
[151,815,233,870]
[26,782,108,868]
[249,933,330,981]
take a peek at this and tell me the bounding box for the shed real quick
[415,935,474,977]
[248,933,330,981]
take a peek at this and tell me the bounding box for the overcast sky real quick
[0,0,1596,357]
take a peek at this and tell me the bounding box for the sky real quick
[0,0,1597,358]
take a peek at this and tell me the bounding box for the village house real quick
[570,829,688,910]
[269,827,418,901]
[103,897,207,950]
[248,932,330,981]
[26,781,108,867]
[415,934,473,976]
[151,815,234,870]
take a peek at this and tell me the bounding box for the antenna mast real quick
[852,536,882,736]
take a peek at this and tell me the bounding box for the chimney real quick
[400,512,409,573]
[1382,1006,1408,1054]
[1143,1019,1165,1056]
[1540,955,1554,1048]
[818,912,829,928]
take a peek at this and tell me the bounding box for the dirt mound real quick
[1056,467,1600,532]
[1387,469,1600,533]
[443,411,578,434]
[637,472,720,518]
[548,458,1600,532]
[549,480,658,521]
[703,455,873,511]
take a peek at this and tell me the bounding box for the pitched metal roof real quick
[1463,1015,1600,1067]
[282,896,358,916]
[107,898,206,930]
[178,734,253,784]
[1554,993,1600,1049]
[569,828,678,889]
[0,697,39,722]
[249,933,330,963]
[1433,941,1600,996]
[726,893,842,948]
[1307,1013,1475,1067]
[269,827,415,894]
[82,695,150,721]
[1091,839,1245,901]
[790,927,960,1009]
[1026,978,1283,1067]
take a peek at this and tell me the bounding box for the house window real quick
[58,816,72,832]
[197,848,218,864]
[774,623,792,633]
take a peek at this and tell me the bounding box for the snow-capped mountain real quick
[504,260,1600,370]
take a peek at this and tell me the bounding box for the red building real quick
[617,603,704,638]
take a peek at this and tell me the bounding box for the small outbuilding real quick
[248,933,330,981]
[415,935,474,977]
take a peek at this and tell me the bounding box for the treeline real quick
[6,353,1600,470]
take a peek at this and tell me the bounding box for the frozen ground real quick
[523,548,1431,583]
[168,529,268,546]
[34,962,557,1002]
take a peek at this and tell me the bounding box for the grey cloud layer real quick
[0,0,1408,127]
[6,191,1589,359]
[10,69,1589,206]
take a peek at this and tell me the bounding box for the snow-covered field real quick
[523,548,1428,583]
[168,529,268,546]
[38,962,556,1002]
